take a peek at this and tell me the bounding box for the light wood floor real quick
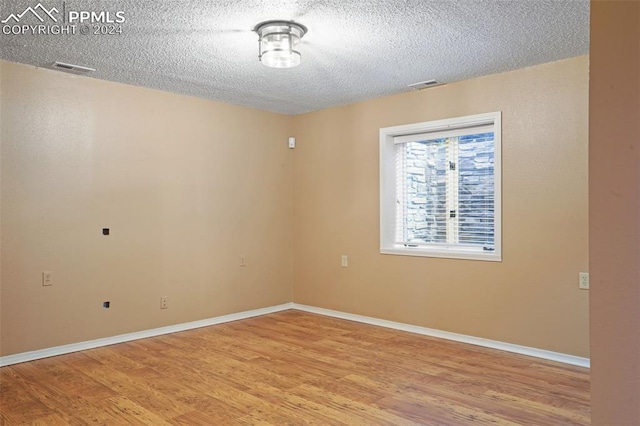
[1,310,590,425]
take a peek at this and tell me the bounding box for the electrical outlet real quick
[341,255,348,267]
[42,271,53,286]
[579,272,590,290]
[160,296,168,309]
[240,255,246,267]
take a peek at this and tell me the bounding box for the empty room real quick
[1,0,638,424]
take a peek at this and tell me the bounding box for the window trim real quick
[379,111,502,262]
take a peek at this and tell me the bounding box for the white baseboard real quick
[1,301,589,369]
[291,303,590,368]
[0,303,294,367]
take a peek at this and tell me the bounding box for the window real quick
[380,112,501,261]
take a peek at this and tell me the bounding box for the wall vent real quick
[408,79,443,90]
[50,62,96,75]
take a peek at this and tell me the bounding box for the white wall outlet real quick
[240,255,246,267]
[42,271,53,286]
[341,255,348,267]
[160,296,168,309]
[579,272,590,290]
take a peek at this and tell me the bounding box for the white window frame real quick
[380,112,502,261]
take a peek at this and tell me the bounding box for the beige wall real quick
[0,62,3,353]
[293,56,590,357]
[1,56,591,359]
[0,61,293,356]
[589,1,640,423]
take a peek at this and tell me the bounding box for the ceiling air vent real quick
[408,79,443,90]
[50,62,96,75]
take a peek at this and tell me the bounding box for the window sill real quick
[380,247,502,262]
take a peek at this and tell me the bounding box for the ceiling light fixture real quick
[253,20,307,69]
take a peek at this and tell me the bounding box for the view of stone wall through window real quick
[400,133,495,247]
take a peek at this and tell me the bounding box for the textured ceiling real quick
[0,0,590,114]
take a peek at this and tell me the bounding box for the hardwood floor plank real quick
[169,409,243,426]
[97,396,173,425]
[287,382,423,425]
[242,382,353,425]
[481,390,590,425]
[0,369,53,424]
[5,362,107,423]
[0,310,590,425]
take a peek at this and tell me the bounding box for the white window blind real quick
[394,130,495,250]
[380,111,501,261]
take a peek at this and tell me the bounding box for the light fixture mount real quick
[253,20,307,68]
